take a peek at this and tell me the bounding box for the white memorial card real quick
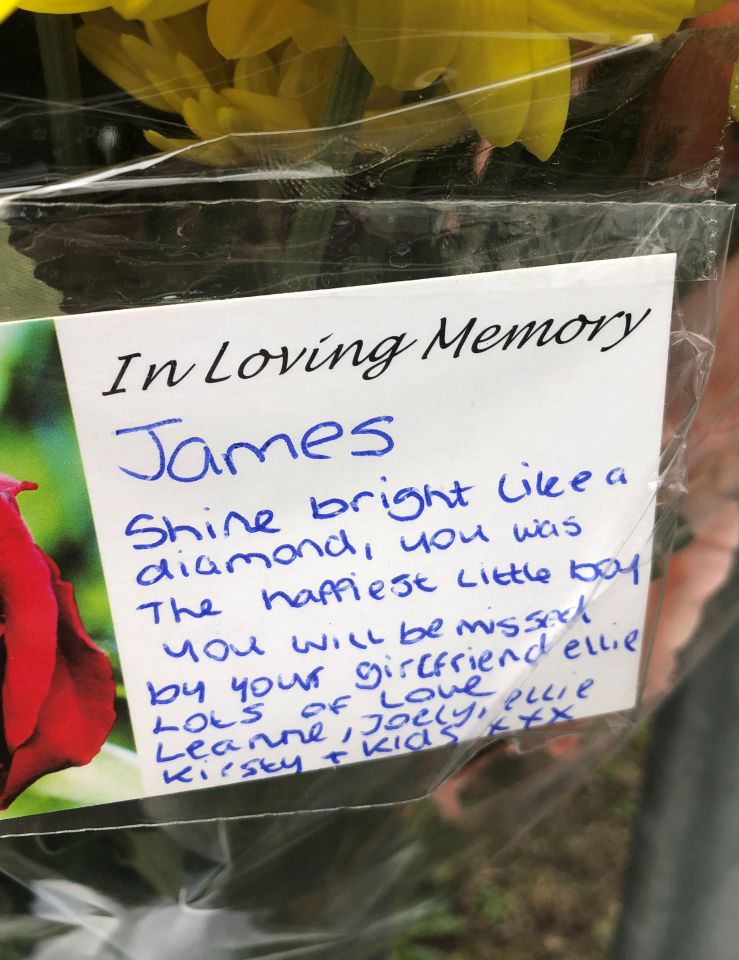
[52,254,675,797]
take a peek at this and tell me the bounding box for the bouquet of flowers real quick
[0,3,737,957]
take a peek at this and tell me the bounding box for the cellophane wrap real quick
[0,5,738,958]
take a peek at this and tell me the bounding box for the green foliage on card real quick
[0,223,60,323]
[0,310,135,808]
[0,744,142,819]
[0,320,114,641]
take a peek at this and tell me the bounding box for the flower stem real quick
[284,40,373,290]
[321,39,374,133]
[34,14,89,171]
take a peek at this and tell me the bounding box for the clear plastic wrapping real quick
[0,3,738,957]
[0,194,732,837]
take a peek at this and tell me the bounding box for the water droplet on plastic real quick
[389,242,411,268]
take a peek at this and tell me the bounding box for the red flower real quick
[0,473,115,810]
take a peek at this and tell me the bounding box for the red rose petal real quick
[0,555,116,808]
[0,477,116,809]
[0,491,58,751]
[0,474,38,500]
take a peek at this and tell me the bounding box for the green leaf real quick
[0,427,89,556]
[0,743,142,819]
[0,223,60,323]
[408,904,464,938]
[479,884,511,924]
[391,946,444,960]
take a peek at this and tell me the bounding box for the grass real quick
[393,733,646,960]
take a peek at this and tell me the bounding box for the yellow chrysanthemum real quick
[4,0,728,164]
[75,6,468,163]
[77,8,226,112]
[302,0,727,159]
[206,0,341,60]
[77,9,322,162]
[1,0,204,21]
[528,0,721,42]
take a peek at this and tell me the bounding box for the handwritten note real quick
[56,255,675,796]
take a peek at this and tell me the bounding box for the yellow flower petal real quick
[145,127,242,164]
[138,70,180,111]
[146,9,229,89]
[277,42,338,124]
[518,22,570,161]
[206,0,290,60]
[20,1,111,12]
[182,92,223,139]
[529,0,696,42]
[80,8,141,33]
[175,50,210,96]
[76,22,175,112]
[144,129,197,151]
[111,0,205,20]
[318,0,460,91]
[361,93,470,152]
[280,0,342,54]
[119,33,190,108]
[215,106,256,135]
[220,85,311,131]
[118,34,210,112]
[0,0,16,21]
[446,4,532,149]
[234,53,279,96]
